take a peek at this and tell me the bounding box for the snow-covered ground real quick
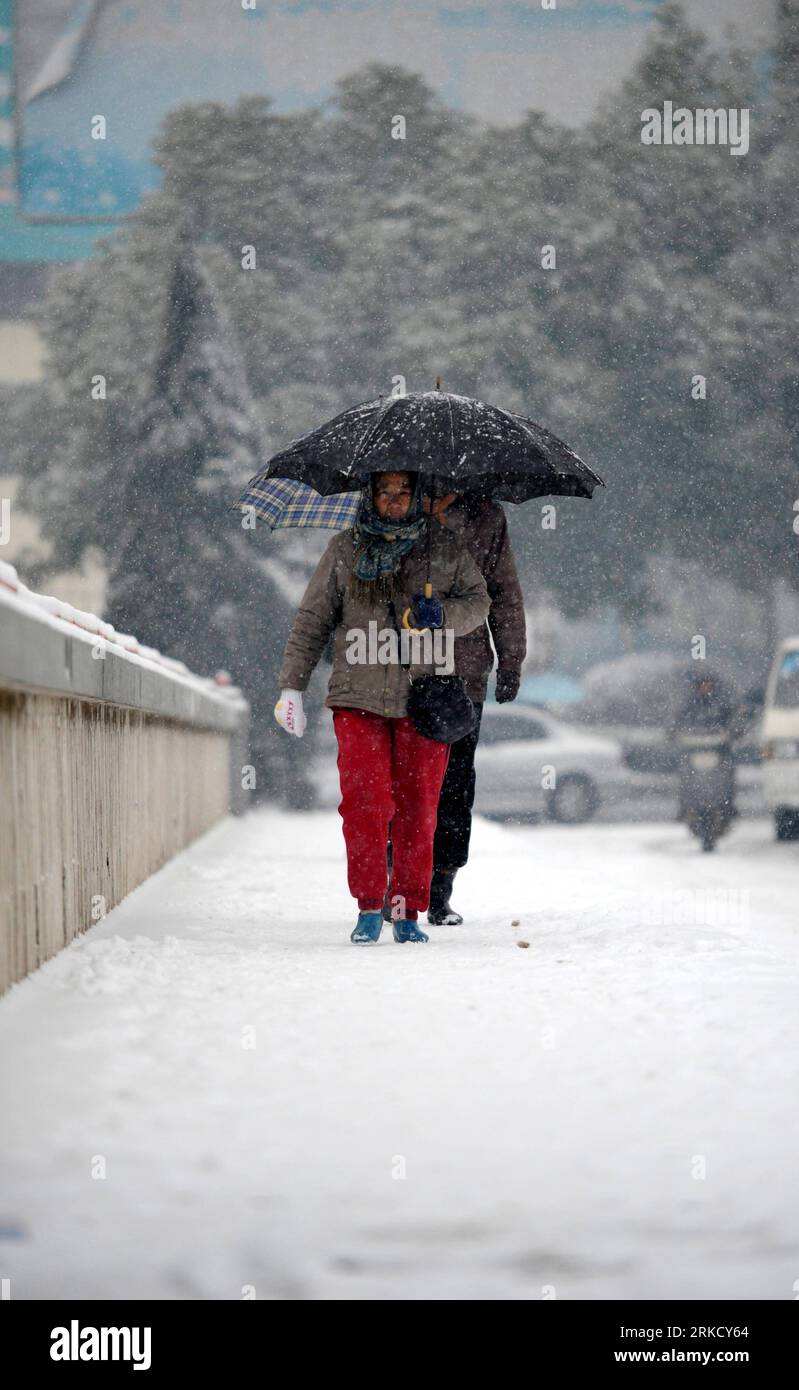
[1,809,798,1301]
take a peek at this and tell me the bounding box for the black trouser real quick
[432,701,484,871]
[386,702,484,886]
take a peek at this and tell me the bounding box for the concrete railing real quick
[0,561,250,995]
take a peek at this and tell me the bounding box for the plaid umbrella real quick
[229,475,360,530]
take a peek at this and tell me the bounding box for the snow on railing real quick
[0,558,247,712]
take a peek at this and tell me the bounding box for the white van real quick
[762,636,799,838]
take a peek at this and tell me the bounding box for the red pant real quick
[332,709,451,918]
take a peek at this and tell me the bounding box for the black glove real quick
[495,669,520,703]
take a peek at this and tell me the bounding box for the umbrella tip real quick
[435,375,442,391]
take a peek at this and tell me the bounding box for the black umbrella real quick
[236,382,604,605]
[255,382,604,503]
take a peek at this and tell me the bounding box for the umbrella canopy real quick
[242,389,604,504]
[232,476,360,530]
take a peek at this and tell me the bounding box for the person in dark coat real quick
[669,671,742,823]
[384,488,527,926]
[670,671,736,735]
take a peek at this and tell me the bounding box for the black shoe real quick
[427,868,463,925]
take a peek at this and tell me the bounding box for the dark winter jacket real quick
[670,689,735,737]
[277,524,490,719]
[434,496,527,703]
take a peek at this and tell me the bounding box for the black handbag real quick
[407,672,477,743]
[388,600,477,744]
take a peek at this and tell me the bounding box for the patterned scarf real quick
[348,474,428,602]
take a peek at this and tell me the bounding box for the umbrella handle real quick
[426,472,435,589]
[401,606,431,632]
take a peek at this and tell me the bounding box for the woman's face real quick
[373,471,413,521]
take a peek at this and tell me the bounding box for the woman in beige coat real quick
[274,469,490,945]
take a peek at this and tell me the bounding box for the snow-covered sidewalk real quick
[1,809,798,1300]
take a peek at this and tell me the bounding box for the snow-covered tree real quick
[13,215,317,804]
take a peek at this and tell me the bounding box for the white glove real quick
[274,688,306,738]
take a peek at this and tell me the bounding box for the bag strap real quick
[386,598,412,673]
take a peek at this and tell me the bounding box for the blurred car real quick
[474,704,623,823]
[621,727,763,775]
[761,635,799,839]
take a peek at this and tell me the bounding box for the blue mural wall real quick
[0,0,269,261]
[0,0,773,264]
[17,0,269,220]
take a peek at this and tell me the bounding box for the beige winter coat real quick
[278,525,491,719]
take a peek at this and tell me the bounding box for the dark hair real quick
[371,469,418,487]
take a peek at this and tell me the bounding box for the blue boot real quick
[351,911,383,944]
[393,918,429,944]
